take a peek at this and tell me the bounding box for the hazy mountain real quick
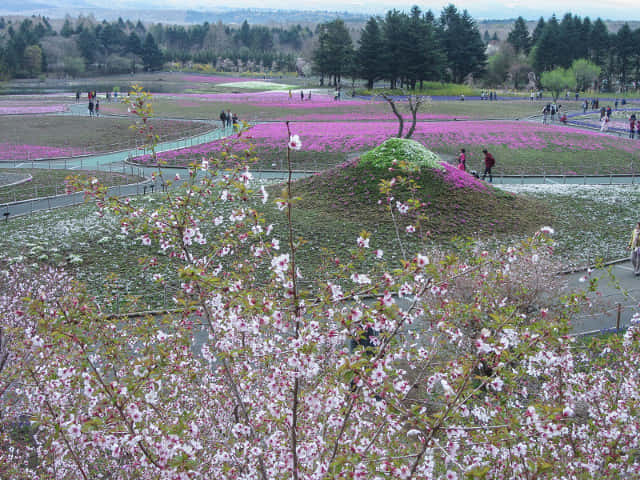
[0,0,637,23]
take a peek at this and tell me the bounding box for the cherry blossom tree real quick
[4,91,640,479]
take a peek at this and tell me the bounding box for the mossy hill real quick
[285,138,549,245]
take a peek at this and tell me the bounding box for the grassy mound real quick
[284,140,549,251]
[359,138,444,171]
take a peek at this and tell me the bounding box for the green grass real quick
[0,169,144,203]
[0,116,212,154]
[100,95,549,122]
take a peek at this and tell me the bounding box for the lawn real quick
[0,116,212,159]
[99,91,549,122]
[0,168,144,203]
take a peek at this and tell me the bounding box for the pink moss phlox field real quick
[0,143,81,160]
[436,161,487,191]
[181,74,248,84]
[0,105,69,115]
[132,120,639,167]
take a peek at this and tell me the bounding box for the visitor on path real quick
[630,115,636,139]
[482,149,495,183]
[629,221,640,276]
[542,104,550,124]
[232,113,238,131]
[288,89,292,101]
[301,90,304,101]
[530,91,535,102]
[76,91,80,103]
[457,148,466,171]
[95,99,100,117]
[600,115,609,132]
[582,99,588,113]
[606,106,612,119]
[226,109,232,128]
[550,103,556,122]
[88,100,94,117]
[560,113,568,124]
[219,110,227,128]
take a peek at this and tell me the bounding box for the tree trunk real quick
[404,95,423,139]
[382,93,403,138]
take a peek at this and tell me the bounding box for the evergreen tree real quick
[483,30,491,44]
[142,32,163,71]
[589,18,609,67]
[356,17,385,89]
[533,15,561,72]
[531,17,546,46]
[61,18,74,38]
[380,9,407,89]
[438,4,486,83]
[312,19,353,86]
[126,32,142,55]
[615,23,635,85]
[507,17,531,54]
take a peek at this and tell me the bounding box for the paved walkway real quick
[569,259,640,334]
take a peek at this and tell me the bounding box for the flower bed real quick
[0,104,69,115]
[0,142,82,160]
[131,120,639,170]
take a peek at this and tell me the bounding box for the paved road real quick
[568,260,640,334]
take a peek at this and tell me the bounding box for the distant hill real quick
[185,8,369,25]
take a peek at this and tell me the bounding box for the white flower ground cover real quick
[502,183,640,268]
[1,183,637,307]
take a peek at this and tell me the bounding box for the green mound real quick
[358,138,444,171]
[276,140,550,258]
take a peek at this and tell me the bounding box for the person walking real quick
[219,110,227,128]
[88,99,94,117]
[482,149,495,182]
[457,148,466,171]
[629,221,640,275]
[95,99,100,117]
[630,115,636,139]
[226,109,232,128]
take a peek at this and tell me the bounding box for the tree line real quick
[315,6,640,91]
[313,5,487,89]
[0,15,310,78]
[505,14,640,90]
[0,7,639,92]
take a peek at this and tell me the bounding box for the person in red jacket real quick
[630,115,636,139]
[457,148,466,171]
[482,149,495,183]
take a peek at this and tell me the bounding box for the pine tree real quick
[438,4,486,83]
[507,16,531,54]
[142,33,163,71]
[615,23,635,85]
[356,17,385,89]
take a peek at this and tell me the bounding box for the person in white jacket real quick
[629,221,640,275]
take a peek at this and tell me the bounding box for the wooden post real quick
[617,303,622,332]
